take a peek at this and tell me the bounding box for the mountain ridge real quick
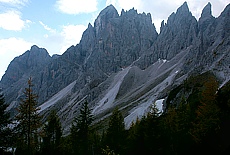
[0,2,230,133]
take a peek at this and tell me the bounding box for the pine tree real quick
[126,118,142,155]
[0,94,9,130]
[43,110,62,155]
[190,76,220,143]
[15,77,41,155]
[105,107,125,154]
[159,99,192,155]
[70,101,93,155]
[0,93,12,151]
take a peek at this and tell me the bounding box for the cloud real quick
[0,37,34,79]
[56,0,98,14]
[60,24,87,52]
[0,0,28,6]
[0,37,33,56]
[106,0,117,6]
[39,21,56,33]
[118,0,142,11]
[106,0,142,12]
[0,10,27,31]
[37,21,87,54]
[186,0,229,18]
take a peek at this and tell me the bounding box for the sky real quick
[0,0,229,80]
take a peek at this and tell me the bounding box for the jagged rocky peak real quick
[122,7,138,15]
[1,2,230,135]
[166,2,192,26]
[198,2,215,32]
[200,2,212,18]
[10,45,51,69]
[160,20,165,33]
[217,3,230,38]
[176,1,190,15]
[121,9,125,16]
[120,7,152,20]
[80,23,96,52]
[22,45,51,70]
[154,1,198,60]
[94,4,119,35]
[28,45,51,63]
[0,45,51,88]
[87,23,93,28]
[220,3,230,17]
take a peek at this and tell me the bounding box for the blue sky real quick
[0,0,229,79]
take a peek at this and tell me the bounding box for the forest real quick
[1,72,230,155]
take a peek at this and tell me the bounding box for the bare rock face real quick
[0,3,230,129]
[0,4,158,114]
[155,2,198,59]
[94,5,119,38]
[136,2,199,69]
[183,3,230,81]
[1,45,51,88]
[0,45,52,114]
[198,2,215,52]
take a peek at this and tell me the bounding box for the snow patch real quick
[124,98,164,129]
[219,78,230,88]
[124,96,156,128]
[157,59,168,70]
[39,81,76,112]
[158,58,167,63]
[155,99,164,113]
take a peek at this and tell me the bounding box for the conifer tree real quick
[160,100,192,155]
[43,110,62,155]
[0,93,12,151]
[15,77,41,155]
[105,107,125,154]
[126,118,142,155]
[190,76,220,143]
[70,101,93,155]
[0,94,9,130]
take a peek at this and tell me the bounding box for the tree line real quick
[1,74,230,155]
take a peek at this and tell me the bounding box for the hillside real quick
[0,2,230,135]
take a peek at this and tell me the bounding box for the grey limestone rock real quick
[0,2,230,130]
[1,45,51,88]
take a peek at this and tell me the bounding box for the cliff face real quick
[1,2,229,132]
[155,2,198,59]
[0,45,52,109]
[1,45,51,88]
[183,3,230,82]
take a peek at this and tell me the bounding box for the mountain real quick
[0,2,230,134]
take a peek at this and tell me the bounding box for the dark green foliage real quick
[104,107,126,155]
[42,110,62,155]
[123,72,229,155]
[15,77,42,155]
[125,105,160,155]
[3,73,230,155]
[190,76,220,144]
[159,101,193,155]
[166,72,217,110]
[0,94,9,130]
[216,81,230,153]
[70,101,94,155]
[0,93,12,150]
[217,81,230,111]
